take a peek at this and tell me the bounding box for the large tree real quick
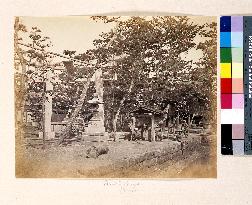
[88,16,207,132]
[14,18,57,147]
[195,22,217,123]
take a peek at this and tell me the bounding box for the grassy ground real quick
[16,133,216,178]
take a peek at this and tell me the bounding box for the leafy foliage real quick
[15,16,217,134]
[87,16,216,131]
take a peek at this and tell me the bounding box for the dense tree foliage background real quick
[15,16,217,134]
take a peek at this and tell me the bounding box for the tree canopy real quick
[15,16,217,133]
[84,16,216,130]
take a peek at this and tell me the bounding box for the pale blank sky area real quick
[20,16,216,63]
[20,16,114,55]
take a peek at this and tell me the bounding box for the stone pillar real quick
[94,68,105,133]
[44,69,54,139]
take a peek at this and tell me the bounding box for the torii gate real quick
[40,24,118,144]
[15,17,110,144]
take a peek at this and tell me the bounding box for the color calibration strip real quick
[221,16,244,155]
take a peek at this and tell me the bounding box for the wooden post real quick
[188,114,191,128]
[160,120,164,141]
[166,117,170,138]
[131,116,136,141]
[176,112,180,129]
[151,115,155,142]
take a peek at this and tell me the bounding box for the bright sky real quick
[20,16,216,63]
[20,16,114,55]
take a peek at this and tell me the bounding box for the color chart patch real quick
[221,16,244,155]
[221,16,252,155]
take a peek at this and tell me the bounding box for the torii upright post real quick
[43,68,54,140]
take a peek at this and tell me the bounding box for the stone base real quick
[82,132,109,142]
[38,131,55,140]
[85,119,106,134]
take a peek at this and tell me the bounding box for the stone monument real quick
[84,68,108,141]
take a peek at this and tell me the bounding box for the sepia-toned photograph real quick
[14,16,217,178]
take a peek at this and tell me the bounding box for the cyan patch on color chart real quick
[220,32,231,47]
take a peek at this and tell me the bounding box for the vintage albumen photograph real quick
[15,16,217,178]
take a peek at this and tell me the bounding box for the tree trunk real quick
[57,78,91,145]
[112,79,134,141]
[160,122,164,141]
[190,113,195,126]
[14,17,27,145]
